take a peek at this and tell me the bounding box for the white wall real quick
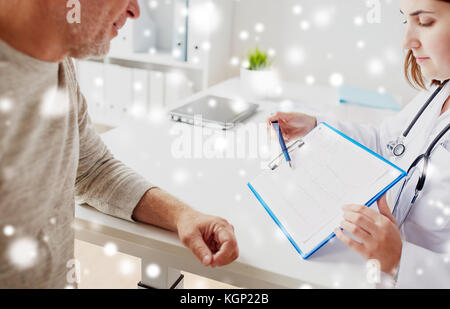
[227,0,418,105]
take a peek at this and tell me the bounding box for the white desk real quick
[75,78,397,289]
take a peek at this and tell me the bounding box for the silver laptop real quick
[169,95,259,130]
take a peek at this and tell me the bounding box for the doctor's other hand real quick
[334,196,402,276]
[176,209,239,267]
[267,112,317,142]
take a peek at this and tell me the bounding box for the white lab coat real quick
[317,81,450,288]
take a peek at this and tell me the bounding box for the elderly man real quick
[0,0,238,288]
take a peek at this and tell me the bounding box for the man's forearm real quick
[131,187,192,232]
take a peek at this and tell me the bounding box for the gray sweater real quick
[0,40,154,288]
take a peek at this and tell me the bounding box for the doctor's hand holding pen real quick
[267,112,318,142]
[267,112,403,276]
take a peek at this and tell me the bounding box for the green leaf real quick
[246,47,273,70]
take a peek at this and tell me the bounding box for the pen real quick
[271,121,293,168]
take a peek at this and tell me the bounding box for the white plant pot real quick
[240,68,278,100]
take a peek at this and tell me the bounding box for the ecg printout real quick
[249,123,405,256]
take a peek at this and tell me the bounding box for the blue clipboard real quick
[248,122,407,259]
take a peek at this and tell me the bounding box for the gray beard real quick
[66,24,111,60]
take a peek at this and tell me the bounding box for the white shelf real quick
[105,52,204,71]
[84,0,234,91]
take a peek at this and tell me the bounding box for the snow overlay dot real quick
[299,20,310,30]
[239,31,249,41]
[3,225,15,237]
[145,264,161,278]
[254,23,265,33]
[305,75,316,85]
[8,237,39,269]
[103,242,118,256]
[0,98,13,113]
[292,5,303,15]
[329,73,344,87]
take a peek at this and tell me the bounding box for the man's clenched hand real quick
[176,209,239,267]
[132,188,239,267]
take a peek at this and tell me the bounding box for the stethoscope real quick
[390,80,450,227]
[387,80,449,157]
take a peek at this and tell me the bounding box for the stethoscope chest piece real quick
[387,136,406,157]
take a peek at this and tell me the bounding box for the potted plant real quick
[240,47,278,99]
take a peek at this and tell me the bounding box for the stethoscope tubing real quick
[391,80,450,226]
[393,116,450,227]
[402,82,447,138]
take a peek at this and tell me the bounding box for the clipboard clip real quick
[268,139,305,170]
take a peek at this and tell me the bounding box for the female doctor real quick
[268,0,450,288]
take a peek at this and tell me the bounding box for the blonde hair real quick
[404,0,450,90]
